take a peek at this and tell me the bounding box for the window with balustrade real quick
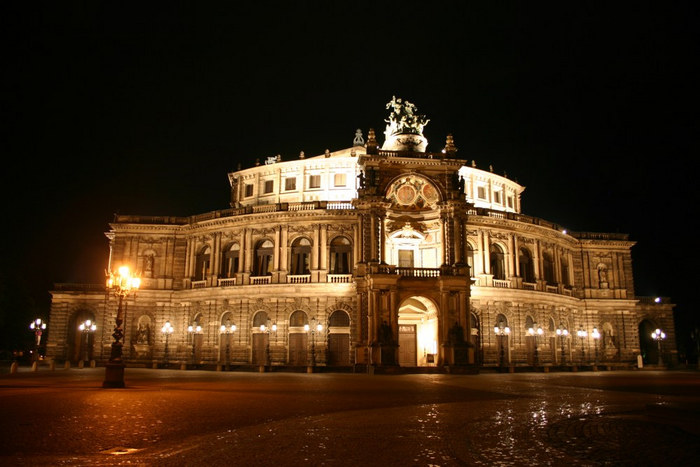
[253,240,274,276]
[543,251,555,285]
[221,243,240,278]
[519,247,535,283]
[194,246,211,281]
[490,244,506,280]
[329,236,352,274]
[290,237,311,275]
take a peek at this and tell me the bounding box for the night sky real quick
[2,3,697,355]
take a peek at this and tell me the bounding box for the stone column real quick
[320,224,328,282]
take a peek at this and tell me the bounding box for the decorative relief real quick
[386,175,440,211]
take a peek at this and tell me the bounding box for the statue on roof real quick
[385,96,430,137]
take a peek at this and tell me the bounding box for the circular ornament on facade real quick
[422,183,439,203]
[396,185,417,205]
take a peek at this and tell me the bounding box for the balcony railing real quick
[395,267,440,278]
[218,277,237,287]
[493,279,511,288]
[327,274,353,283]
[250,276,271,285]
[191,280,207,289]
[287,274,311,284]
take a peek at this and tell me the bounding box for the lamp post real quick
[591,327,601,367]
[78,319,96,367]
[188,324,202,367]
[527,323,543,367]
[305,317,323,368]
[220,321,236,370]
[161,321,174,367]
[104,265,140,388]
[29,318,46,369]
[556,323,569,365]
[260,319,277,367]
[577,326,587,364]
[651,328,666,366]
[494,321,510,369]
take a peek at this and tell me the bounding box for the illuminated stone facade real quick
[47,100,677,372]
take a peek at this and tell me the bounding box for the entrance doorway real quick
[397,296,439,367]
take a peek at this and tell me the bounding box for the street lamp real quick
[494,321,510,368]
[161,321,174,367]
[591,327,601,367]
[556,323,569,365]
[188,324,203,367]
[220,321,236,370]
[29,318,46,369]
[78,319,96,367]
[260,319,277,367]
[577,326,588,364]
[104,265,140,388]
[651,328,666,366]
[305,317,323,367]
[527,323,543,366]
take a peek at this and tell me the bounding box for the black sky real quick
[1,2,698,353]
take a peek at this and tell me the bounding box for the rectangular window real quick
[285,177,296,191]
[493,190,502,204]
[477,186,486,199]
[507,196,514,209]
[334,173,346,187]
[398,249,414,267]
[244,184,254,197]
[264,180,274,194]
[309,174,321,189]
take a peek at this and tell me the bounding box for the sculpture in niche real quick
[136,316,151,345]
[597,263,609,288]
[144,254,154,277]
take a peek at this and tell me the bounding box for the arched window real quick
[329,310,350,327]
[330,236,352,274]
[519,247,535,283]
[466,243,474,277]
[494,313,509,330]
[221,243,240,278]
[560,256,570,287]
[290,237,311,275]
[525,315,534,329]
[253,240,274,276]
[289,310,308,327]
[195,246,211,281]
[253,311,269,329]
[490,244,506,280]
[543,251,555,285]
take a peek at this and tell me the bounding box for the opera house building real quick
[47,98,676,373]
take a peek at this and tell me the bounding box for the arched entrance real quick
[639,319,661,365]
[397,297,439,367]
[68,310,97,363]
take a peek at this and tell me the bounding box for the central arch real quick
[397,296,439,367]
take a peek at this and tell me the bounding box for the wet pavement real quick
[1,366,698,466]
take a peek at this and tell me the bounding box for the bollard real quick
[10,362,18,374]
[64,360,71,370]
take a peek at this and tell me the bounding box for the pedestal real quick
[103,362,126,388]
